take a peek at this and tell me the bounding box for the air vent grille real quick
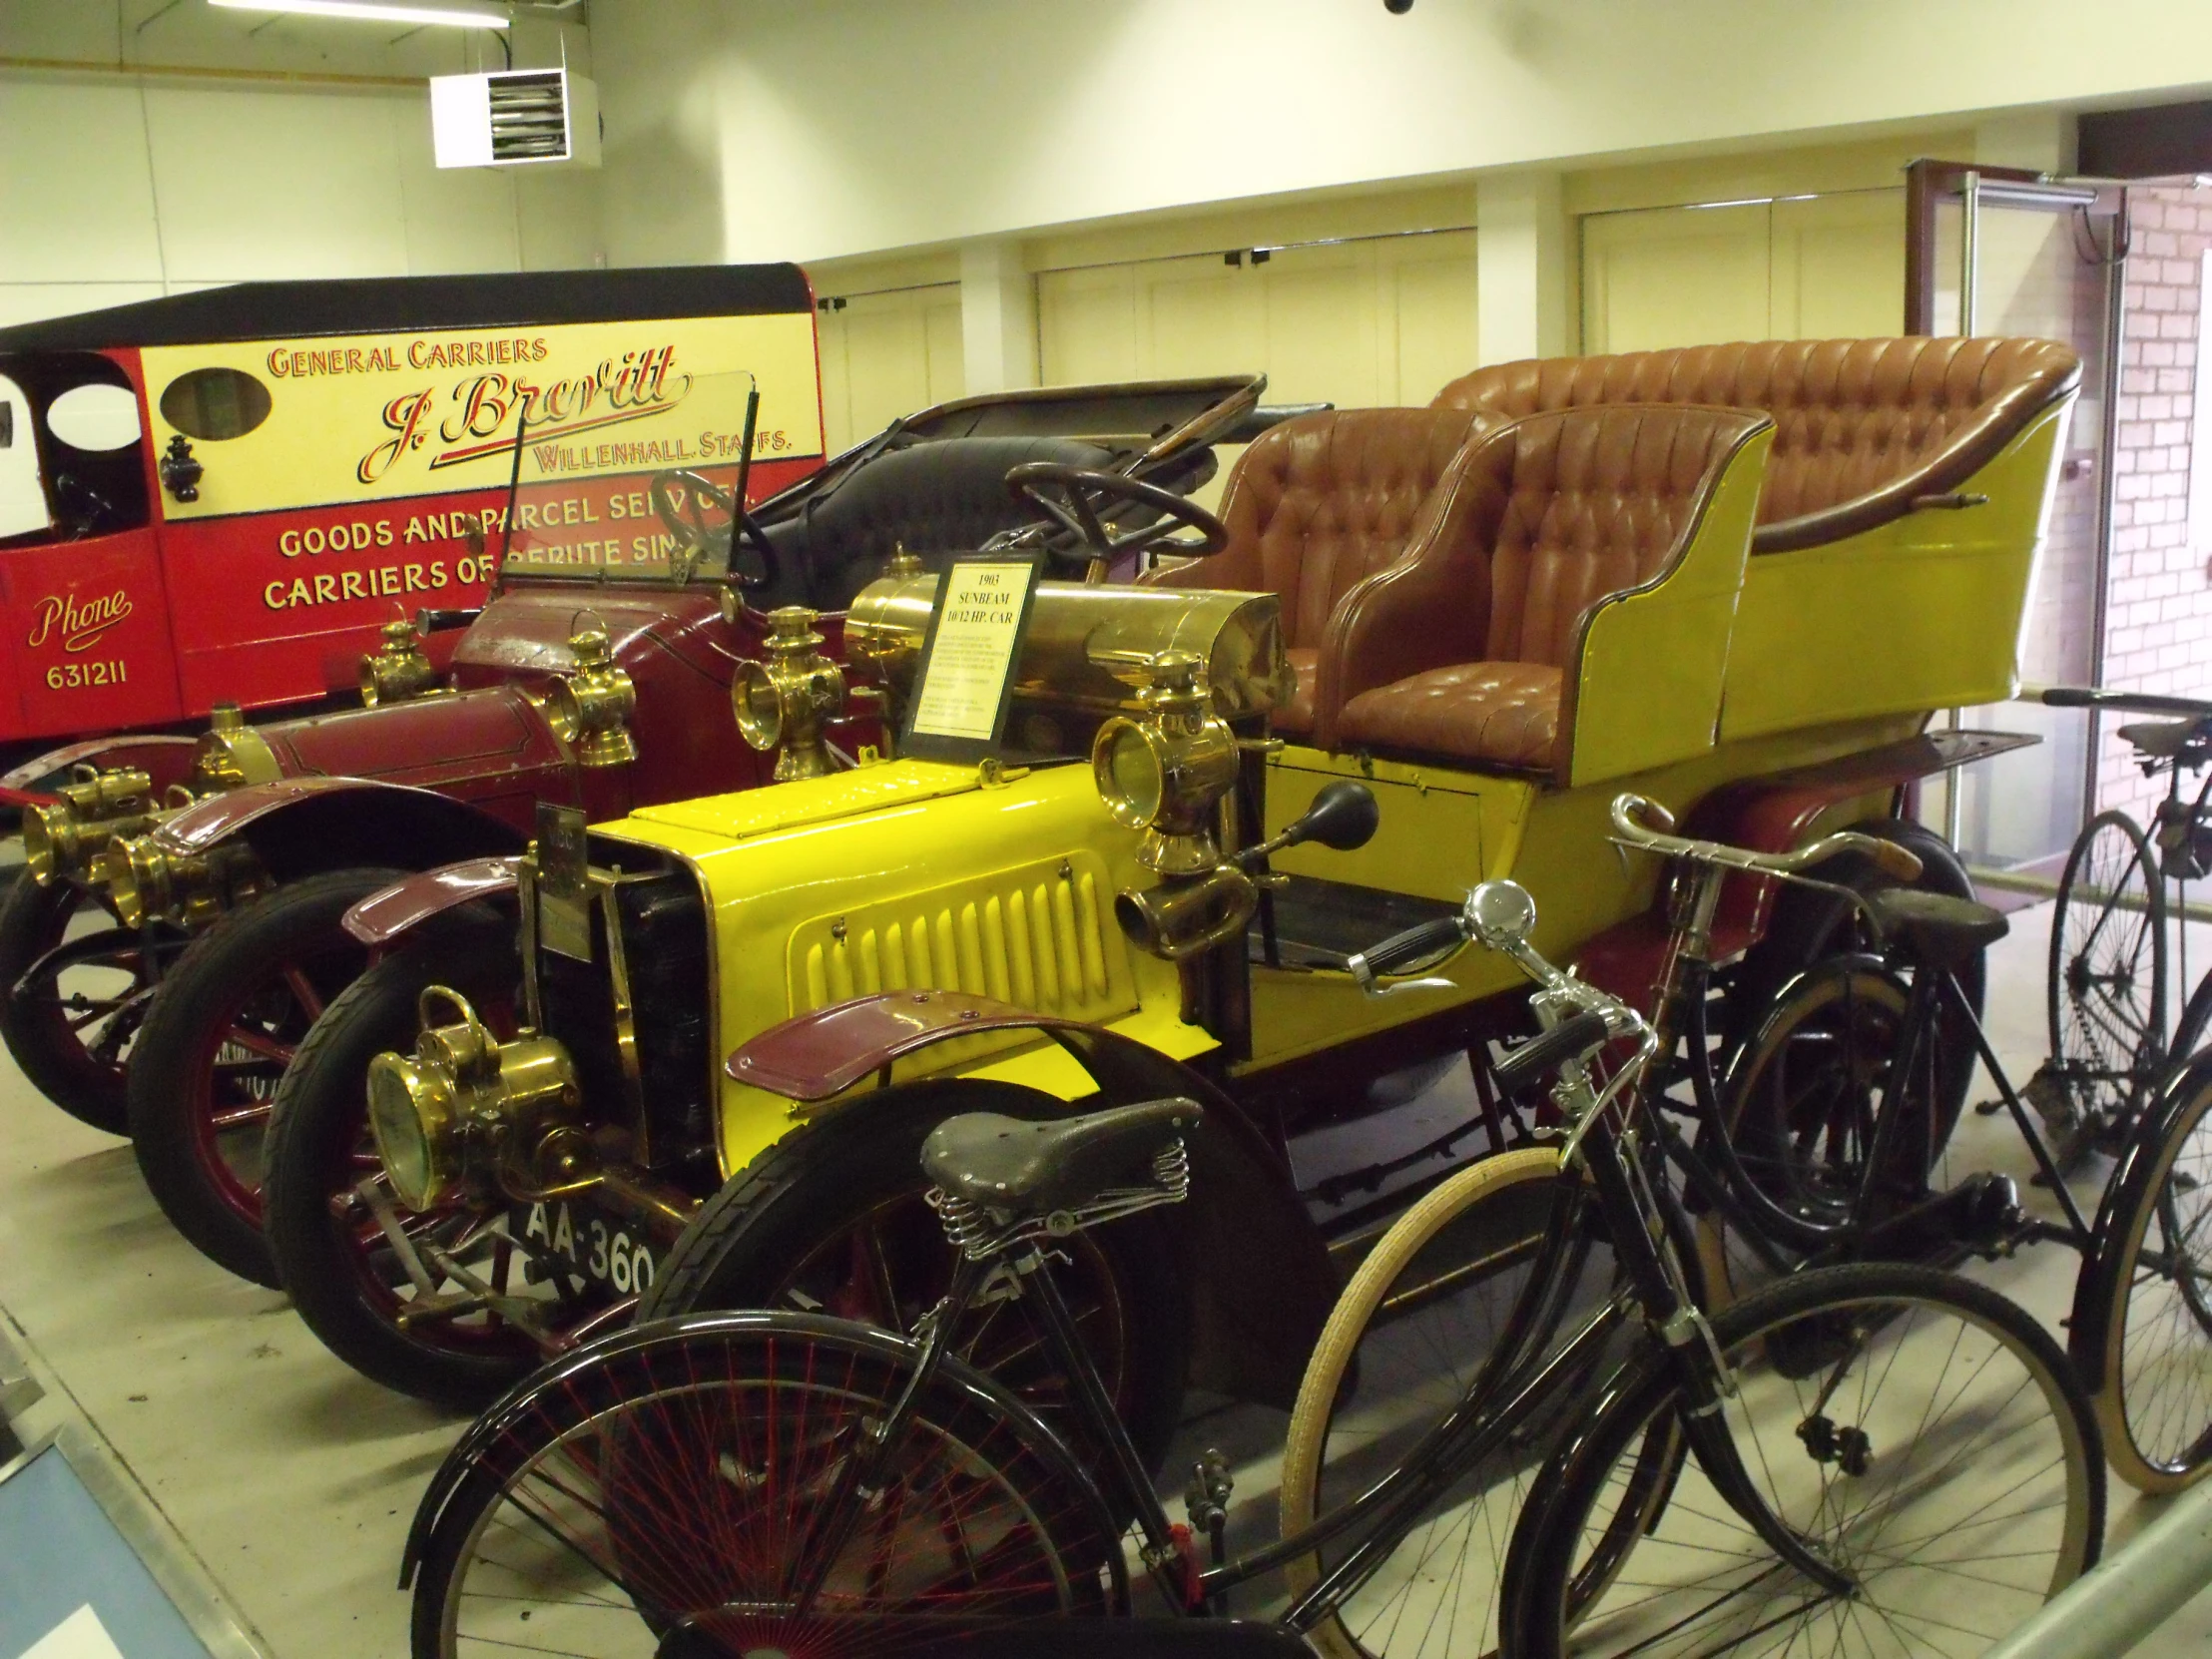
[487,71,568,162]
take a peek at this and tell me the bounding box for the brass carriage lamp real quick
[106,832,266,929]
[359,616,442,707]
[1092,651,1255,960]
[190,702,282,792]
[23,766,159,886]
[544,626,639,768]
[733,605,846,782]
[365,985,582,1213]
[1092,651,1241,876]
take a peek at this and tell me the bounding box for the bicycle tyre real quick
[1281,1145,1692,1659]
[1281,1147,1563,1659]
[405,1312,1123,1659]
[1703,959,1921,1300]
[2074,1051,2212,1492]
[1508,1261,2103,1659]
[2049,810,2166,1133]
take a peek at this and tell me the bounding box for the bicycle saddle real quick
[1866,886,2009,971]
[2117,718,2210,762]
[921,1097,1201,1215]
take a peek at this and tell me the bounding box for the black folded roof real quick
[0,265,815,353]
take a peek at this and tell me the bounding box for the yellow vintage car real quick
[257,336,2079,1457]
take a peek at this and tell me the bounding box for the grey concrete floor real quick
[0,898,2209,1656]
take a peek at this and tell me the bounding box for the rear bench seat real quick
[1432,337,2085,747]
[1432,336,2080,553]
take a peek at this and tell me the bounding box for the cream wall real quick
[0,3,604,328]
[586,0,2212,269]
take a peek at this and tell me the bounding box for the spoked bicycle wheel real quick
[1280,1147,1661,1659]
[405,1314,1123,1659]
[2050,811,2166,1132]
[1508,1262,2104,1659]
[2076,1057,2212,1491]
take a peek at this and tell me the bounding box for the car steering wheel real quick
[1003,463,1229,577]
[649,469,783,593]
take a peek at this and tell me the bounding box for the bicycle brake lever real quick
[1354,974,1458,999]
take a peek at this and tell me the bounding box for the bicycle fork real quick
[1583,1123,1862,1605]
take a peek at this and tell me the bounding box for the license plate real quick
[511,1197,659,1298]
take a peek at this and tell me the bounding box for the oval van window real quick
[159,366,273,442]
[46,383,144,452]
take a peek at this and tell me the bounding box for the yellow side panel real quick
[1719,402,2072,742]
[787,848,1136,1024]
[1263,747,1528,905]
[1569,426,1767,787]
[1243,714,1925,1071]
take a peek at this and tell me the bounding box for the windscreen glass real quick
[499,366,757,583]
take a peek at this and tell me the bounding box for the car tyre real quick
[128,867,402,1287]
[263,917,532,1409]
[641,1079,1192,1479]
[0,867,164,1135]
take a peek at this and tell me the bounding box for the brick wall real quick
[2099,185,2212,827]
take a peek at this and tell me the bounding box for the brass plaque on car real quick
[534,801,594,962]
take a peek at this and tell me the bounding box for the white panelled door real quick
[816,283,963,457]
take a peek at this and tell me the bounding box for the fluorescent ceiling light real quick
[209,0,510,27]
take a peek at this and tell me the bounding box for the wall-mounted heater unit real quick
[430,68,601,169]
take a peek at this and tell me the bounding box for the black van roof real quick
[0,265,816,353]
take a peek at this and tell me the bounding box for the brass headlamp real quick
[733,606,846,782]
[1091,651,1242,876]
[190,702,281,793]
[23,766,160,886]
[359,617,442,708]
[543,626,638,769]
[364,985,582,1213]
[107,832,266,929]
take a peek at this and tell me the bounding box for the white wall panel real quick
[0,65,602,329]
[817,283,962,456]
[1039,231,1476,411]
[143,85,410,282]
[1581,191,1902,352]
[0,79,165,284]
[585,0,2212,266]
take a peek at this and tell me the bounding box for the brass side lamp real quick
[360,617,442,708]
[733,605,846,782]
[544,625,639,768]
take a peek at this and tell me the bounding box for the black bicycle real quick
[1693,780,2212,1495]
[399,874,2102,1659]
[2035,685,2212,1151]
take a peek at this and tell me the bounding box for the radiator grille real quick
[791,850,1134,1023]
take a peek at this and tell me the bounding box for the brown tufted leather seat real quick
[1144,406,1482,733]
[1328,404,1771,778]
[1433,337,2078,553]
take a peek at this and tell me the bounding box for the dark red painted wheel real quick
[129,868,402,1285]
[264,918,649,1409]
[0,867,178,1135]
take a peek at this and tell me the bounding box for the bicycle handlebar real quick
[1609,794,1924,883]
[1493,1009,1614,1095]
[2036,685,2212,720]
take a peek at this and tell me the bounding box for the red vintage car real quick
[1,368,1271,1291]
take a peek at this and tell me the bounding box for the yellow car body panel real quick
[1719,403,2071,742]
[1568,426,1767,788]
[1246,712,1922,1069]
[596,759,1204,1175]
